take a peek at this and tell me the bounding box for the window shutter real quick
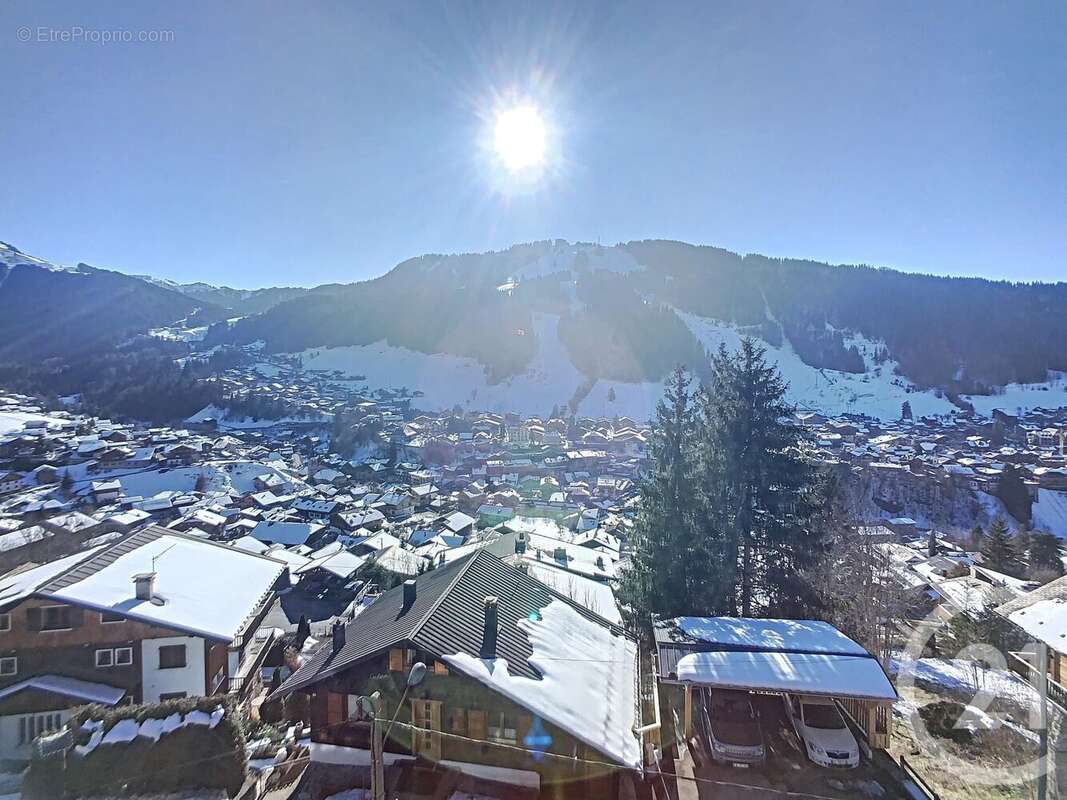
[450,708,467,736]
[388,649,403,672]
[467,709,487,740]
[26,608,41,632]
[327,692,343,726]
[68,607,84,627]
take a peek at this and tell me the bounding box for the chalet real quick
[997,575,1067,687]
[250,520,325,547]
[90,480,122,505]
[0,527,287,760]
[270,550,649,793]
[334,508,385,533]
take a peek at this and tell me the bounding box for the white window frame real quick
[0,613,10,632]
[95,649,113,668]
[40,604,72,632]
[0,657,17,676]
[99,611,125,624]
[114,646,133,666]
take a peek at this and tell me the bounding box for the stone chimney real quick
[480,595,499,658]
[133,572,156,601]
[331,620,346,654]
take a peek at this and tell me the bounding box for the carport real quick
[655,617,897,750]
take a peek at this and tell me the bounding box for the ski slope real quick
[293,310,1067,421]
[1033,489,1067,538]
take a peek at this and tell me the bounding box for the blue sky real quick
[1,0,1064,287]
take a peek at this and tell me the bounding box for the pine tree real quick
[901,401,913,420]
[694,339,823,617]
[1028,531,1065,579]
[619,366,699,622]
[1013,527,1032,567]
[969,524,984,552]
[59,470,74,497]
[981,517,1022,576]
[996,465,1032,526]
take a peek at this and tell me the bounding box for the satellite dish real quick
[407,662,427,687]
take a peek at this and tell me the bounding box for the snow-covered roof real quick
[45,529,285,641]
[664,617,869,656]
[0,674,125,705]
[675,650,897,702]
[1004,598,1067,652]
[445,599,641,768]
[250,520,323,546]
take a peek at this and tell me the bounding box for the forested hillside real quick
[211,240,1067,396]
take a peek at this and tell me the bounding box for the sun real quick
[493,105,546,172]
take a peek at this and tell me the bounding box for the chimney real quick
[331,620,346,654]
[402,579,417,609]
[481,595,499,658]
[514,530,527,554]
[133,572,156,601]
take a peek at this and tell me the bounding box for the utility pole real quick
[1038,641,1049,800]
[371,715,385,800]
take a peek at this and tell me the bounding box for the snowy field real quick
[297,311,964,420]
[286,289,1067,422]
[1033,489,1067,538]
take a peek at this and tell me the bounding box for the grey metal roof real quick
[275,548,626,697]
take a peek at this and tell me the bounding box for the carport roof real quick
[675,650,898,702]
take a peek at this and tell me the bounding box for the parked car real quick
[700,688,766,766]
[783,694,859,768]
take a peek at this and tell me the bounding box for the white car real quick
[783,694,859,768]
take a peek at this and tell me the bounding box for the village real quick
[0,355,1066,800]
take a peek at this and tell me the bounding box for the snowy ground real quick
[0,409,72,435]
[890,657,1039,709]
[963,372,1067,417]
[1032,489,1067,537]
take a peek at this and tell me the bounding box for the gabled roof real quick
[0,526,285,641]
[276,549,626,694]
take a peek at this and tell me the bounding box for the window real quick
[0,657,16,676]
[487,712,518,744]
[158,644,186,669]
[96,647,133,667]
[0,613,10,632]
[160,691,186,701]
[100,611,124,624]
[41,606,72,631]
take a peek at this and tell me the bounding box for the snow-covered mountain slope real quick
[295,305,1067,421]
[1033,489,1067,537]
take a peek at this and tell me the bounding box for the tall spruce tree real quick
[981,517,1022,576]
[694,339,824,617]
[1028,531,1065,580]
[620,365,700,621]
